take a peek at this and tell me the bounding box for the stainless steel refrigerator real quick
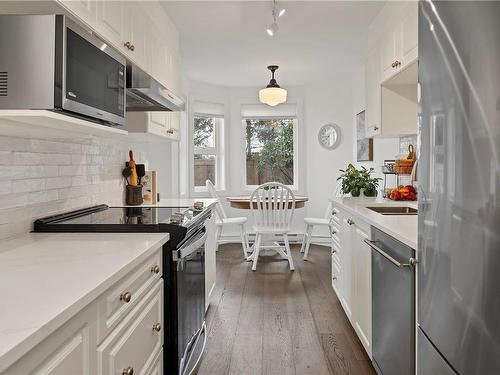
[418,1,500,374]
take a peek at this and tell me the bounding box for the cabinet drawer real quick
[145,349,163,375]
[97,249,162,342]
[98,279,163,375]
[331,207,341,225]
[332,260,341,296]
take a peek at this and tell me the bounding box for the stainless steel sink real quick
[366,206,418,215]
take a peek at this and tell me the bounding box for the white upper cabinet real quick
[151,31,171,88]
[365,0,418,137]
[57,0,97,28]
[401,1,418,66]
[380,2,418,82]
[123,2,152,73]
[95,0,124,48]
[365,47,381,137]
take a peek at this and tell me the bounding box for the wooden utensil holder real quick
[126,184,143,206]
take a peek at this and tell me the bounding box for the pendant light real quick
[259,65,287,107]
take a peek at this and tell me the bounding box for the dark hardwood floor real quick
[199,243,376,375]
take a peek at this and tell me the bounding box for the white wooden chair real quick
[249,182,295,271]
[206,180,250,258]
[300,200,336,260]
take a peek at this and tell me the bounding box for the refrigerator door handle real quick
[364,239,416,268]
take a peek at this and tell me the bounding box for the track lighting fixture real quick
[266,0,285,37]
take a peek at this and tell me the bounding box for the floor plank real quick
[198,243,376,375]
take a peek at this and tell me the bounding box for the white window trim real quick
[241,116,299,192]
[191,115,226,195]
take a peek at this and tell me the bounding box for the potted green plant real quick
[337,164,382,197]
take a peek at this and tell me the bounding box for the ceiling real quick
[161,1,385,87]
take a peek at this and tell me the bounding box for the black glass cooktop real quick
[33,204,210,238]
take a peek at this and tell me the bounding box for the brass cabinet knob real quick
[120,292,132,303]
[347,218,355,226]
[166,128,174,135]
[124,41,132,50]
[152,323,161,332]
[374,126,379,131]
[151,265,160,274]
[331,230,337,235]
[130,44,135,51]
[122,367,134,375]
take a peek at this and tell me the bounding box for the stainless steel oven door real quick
[173,227,207,375]
[62,19,126,125]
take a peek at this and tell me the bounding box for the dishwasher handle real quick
[364,239,416,268]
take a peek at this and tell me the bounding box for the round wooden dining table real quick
[227,195,309,209]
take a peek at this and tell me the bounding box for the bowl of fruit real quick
[389,185,417,201]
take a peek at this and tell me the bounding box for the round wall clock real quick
[318,123,341,150]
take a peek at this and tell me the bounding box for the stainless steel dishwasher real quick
[364,227,416,375]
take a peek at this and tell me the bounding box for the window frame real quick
[241,116,299,191]
[192,113,225,194]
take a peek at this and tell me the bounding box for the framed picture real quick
[356,110,373,161]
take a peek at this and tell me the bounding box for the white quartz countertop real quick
[330,197,417,249]
[0,232,169,372]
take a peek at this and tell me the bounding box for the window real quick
[243,117,297,186]
[193,114,224,190]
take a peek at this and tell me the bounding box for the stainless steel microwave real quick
[0,15,126,126]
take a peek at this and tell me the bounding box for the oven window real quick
[65,28,124,116]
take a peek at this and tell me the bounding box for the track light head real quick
[266,22,278,36]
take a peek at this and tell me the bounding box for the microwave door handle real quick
[173,231,207,262]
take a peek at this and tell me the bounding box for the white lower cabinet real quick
[204,212,217,310]
[2,306,96,375]
[98,280,163,375]
[145,349,163,375]
[352,226,372,357]
[340,217,355,323]
[2,249,164,375]
[332,205,372,358]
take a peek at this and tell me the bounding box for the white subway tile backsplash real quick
[12,178,46,193]
[0,131,154,240]
[0,181,12,194]
[45,176,73,190]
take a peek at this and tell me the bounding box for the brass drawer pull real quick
[120,292,132,303]
[122,367,134,375]
[124,41,132,50]
[152,323,161,332]
[151,265,160,274]
[130,44,135,51]
[347,218,355,225]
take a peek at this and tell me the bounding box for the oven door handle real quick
[364,239,416,268]
[186,321,207,375]
[173,230,207,262]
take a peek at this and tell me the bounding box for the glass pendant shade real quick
[259,87,287,107]
[259,65,287,106]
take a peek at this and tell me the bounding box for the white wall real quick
[0,128,173,240]
[182,67,405,239]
